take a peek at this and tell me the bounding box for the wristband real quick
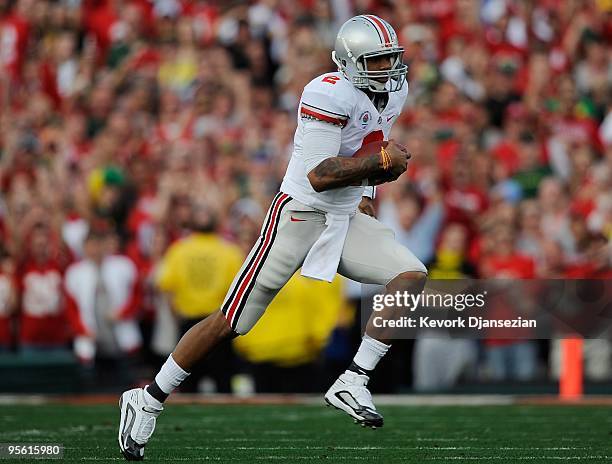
[380,146,392,171]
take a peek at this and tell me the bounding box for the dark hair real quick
[401,184,425,212]
[0,245,10,261]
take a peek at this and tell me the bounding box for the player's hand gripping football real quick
[384,140,410,180]
[368,140,410,185]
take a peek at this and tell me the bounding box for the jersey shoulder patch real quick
[300,73,355,128]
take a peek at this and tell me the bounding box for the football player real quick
[118,15,427,460]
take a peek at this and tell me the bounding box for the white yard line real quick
[0,394,552,407]
[2,393,612,406]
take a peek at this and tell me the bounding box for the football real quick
[352,139,389,158]
[352,139,409,160]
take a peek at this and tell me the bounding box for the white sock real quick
[351,334,391,372]
[154,354,190,396]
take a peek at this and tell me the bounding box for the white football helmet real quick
[332,15,407,93]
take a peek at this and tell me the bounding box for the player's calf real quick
[326,271,426,428]
[145,310,234,405]
[367,270,427,342]
[118,310,236,460]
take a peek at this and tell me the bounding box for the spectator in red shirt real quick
[481,224,538,382]
[551,233,612,381]
[0,247,17,351]
[491,103,534,176]
[565,233,612,279]
[443,156,489,234]
[17,223,70,354]
[0,0,31,82]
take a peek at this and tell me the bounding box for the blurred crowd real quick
[0,0,611,393]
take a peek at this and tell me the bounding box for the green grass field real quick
[0,403,611,463]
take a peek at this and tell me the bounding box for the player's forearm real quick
[308,155,385,192]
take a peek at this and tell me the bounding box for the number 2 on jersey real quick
[322,75,340,84]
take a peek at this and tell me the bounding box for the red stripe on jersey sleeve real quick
[300,106,347,127]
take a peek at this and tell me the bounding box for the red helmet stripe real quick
[366,15,391,46]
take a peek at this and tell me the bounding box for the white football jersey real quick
[280,71,408,214]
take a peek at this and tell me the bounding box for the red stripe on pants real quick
[226,193,289,325]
